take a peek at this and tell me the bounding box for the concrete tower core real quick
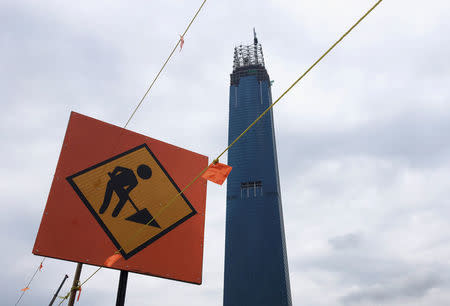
[224,31,292,306]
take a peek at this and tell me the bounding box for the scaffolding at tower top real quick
[233,29,265,71]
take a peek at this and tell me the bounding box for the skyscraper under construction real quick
[224,30,292,306]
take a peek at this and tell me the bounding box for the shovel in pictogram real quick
[125,197,160,228]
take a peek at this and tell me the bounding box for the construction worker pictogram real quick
[99,164,160,227]
[67,144,197,259]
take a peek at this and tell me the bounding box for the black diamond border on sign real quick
[66,143,197,260]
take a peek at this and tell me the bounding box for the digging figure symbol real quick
[99,164,160,228]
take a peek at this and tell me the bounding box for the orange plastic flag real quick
[20,287,29,292]
[201,162,232,185]
[179,35,184,51]
[39,263,43,271]
[104,253,122,267]
[77,286,82,302]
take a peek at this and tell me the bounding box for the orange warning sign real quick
[33,112,208,284]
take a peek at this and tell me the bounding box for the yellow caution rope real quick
[124,0,208,129]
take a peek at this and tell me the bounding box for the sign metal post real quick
[116,270,128,306]
[68,263,83,306]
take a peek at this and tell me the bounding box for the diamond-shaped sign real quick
[67,144,196,259]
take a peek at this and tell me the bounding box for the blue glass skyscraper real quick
[224,31,292,306]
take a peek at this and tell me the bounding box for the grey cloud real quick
[278,109,450,172]
[1,3,122,111]
[341,272,443,305]
[329,232,362,250]
[303,254,408,286]
[293,236,450,304]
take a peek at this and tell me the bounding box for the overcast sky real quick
[2,0,450,305]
